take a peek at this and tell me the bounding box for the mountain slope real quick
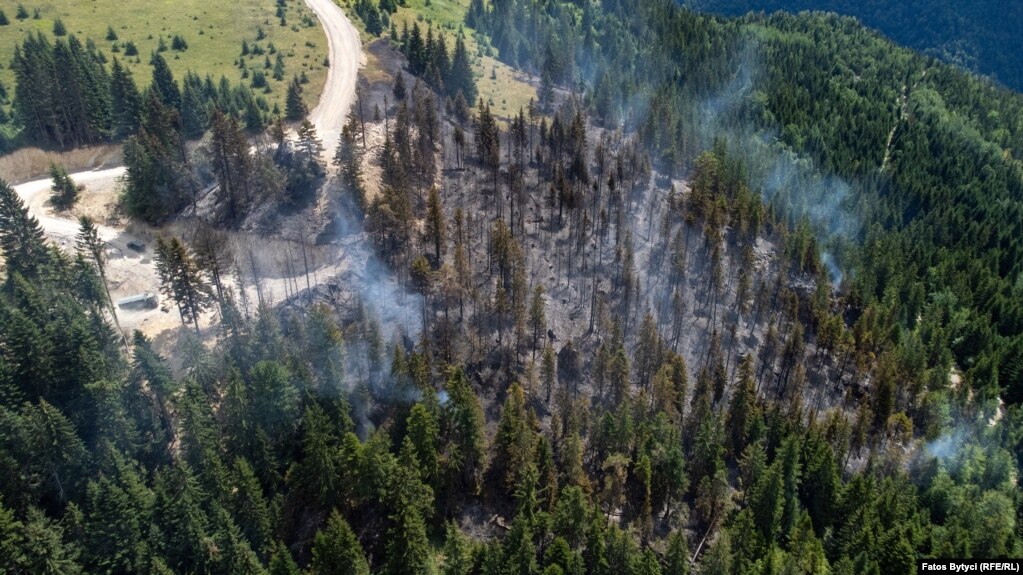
[686,0,1023,91]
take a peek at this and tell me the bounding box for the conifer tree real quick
[18,506,83,573]
[443,367,486,493]
[504,515,538,575]
[110,57,142,137]
[750,461,783,546]
[690,411,725,521]
[178,377,231,499]
[19,400,88,504]
[385,438,435,575]
[335,121,366,208]
[210,109,251,220]
[154,236,214,334]
[296,118,324,159]
[426,186,446,262]
[287,403,342,511]
[474,99,500,195]
[310,512,370,575]
[665,529,690,575]
[725,354,758,458]
[493,382,534,495]
[229,458,273,557]
[393,70,407,101]
[49,163,78,210]
[777,437,801,540]
[152,463,210,573]
[285,76,306,121]
[449,34,476,103]
[180,73,209,138]
[12,32,111,147]
[798,433,839,537]
[528,286,546,361]
[634,311,662,389]
[122,91,188,221]
[128,331,176,460]
[541,343,557,403]
[268,542,302,575]
[273,53,286,81]
[443,522,474,575]
[76,216,127,343]
[407,403,441,486]
[62,36,113,141]
[150,52,181,109]
[0,179,50,279]
[81,472,148,573]
[248,360,300,444]
[209,506,268,575]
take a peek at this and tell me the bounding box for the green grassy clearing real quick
[0,0,328,113]
[343,0,536,121]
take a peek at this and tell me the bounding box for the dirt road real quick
[304,0,365,156]
[13,167,126,243]
[7,0,363,336]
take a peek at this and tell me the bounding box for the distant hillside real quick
[685,0,1023,91]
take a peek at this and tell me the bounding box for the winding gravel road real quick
[304,0,365,154]
[8,0,363,334]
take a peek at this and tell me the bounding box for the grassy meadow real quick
[343,0,537,121]
[0,0,329,112]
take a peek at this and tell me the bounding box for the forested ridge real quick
[685,0,1023,93]
[0,0,1021,573]
[466,0,1023,404]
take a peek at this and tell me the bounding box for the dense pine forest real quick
[686,0,1023,92]
[0,0,1021,573]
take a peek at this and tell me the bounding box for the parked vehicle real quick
[117,293,159,310]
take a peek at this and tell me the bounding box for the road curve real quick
[8,0,363,333]
[14,167,127,243]
[11,0,362,236]
[303,0,365,153]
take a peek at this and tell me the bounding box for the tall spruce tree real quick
[285,77,306,121]
[268,542,302,575]
[75,216,127,345]
[0,179,50,279]
[150,52,181,109]
[385,438,435,575]
[121,91,188,221]
[12,32,111,147]
[180,72,210,139]
[154,236,214,334]
[449,34,476,103]
[210,109,251,221]
[310,512,370,575]
[443,367,486,493]
[426,186,446,262]
[110,57,142,137]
